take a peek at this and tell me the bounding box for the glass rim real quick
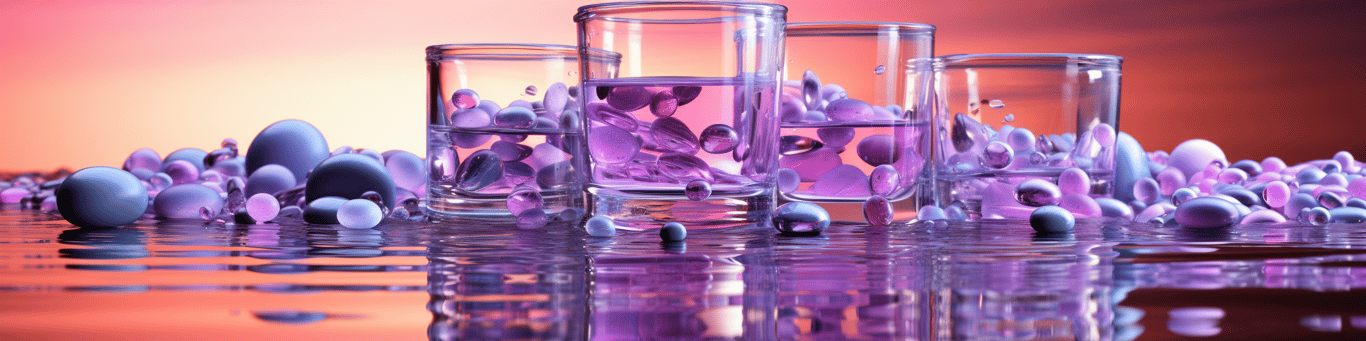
[786,21,935,36]
[574,1,787,24]
[426,43,621,62]
[938,53,1123,68]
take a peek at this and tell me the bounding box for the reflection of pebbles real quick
[1300,315,1342,332]
[1167,307,1224,337]
[252,310,364,325]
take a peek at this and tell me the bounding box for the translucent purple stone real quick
[672,85,703,106]
[588,125,640,165]
[698,124,739,154]
[450,108,491,128]
[863,195,893,226]
[586,101,639,131]
[650,91,678,117]
[772,201,830,235]
[657,153,712,182]
[683,180,712,201]
[506,185,543,215]
[816,127,855,148]
[450,89,480,109]
[983,141,1014,169]
[1016,179,1062,206]
[543,82,568,117]
[1133,178,1160,205]
[501,162,535,187]
[1058,193,1102,218]
[1057,168,1091,195]
[800,70,822,109]
[453,150,503,191]
[824,98,875,122]
[494,107,537,129]
[1173,197,1240,228]
[337,199,383,229]
[490,141,533,163]
[245,193,280,223]
[856,135,898,166]
[123,148,162,174]
[650,117,700,155]
[606,86,652,111]
[163,160,200,185]
[779,93,808,122]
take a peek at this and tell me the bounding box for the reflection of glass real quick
[779,22,936,223]
[930,54,1122,219]
[427,223,588,340]
[574,2,787,228]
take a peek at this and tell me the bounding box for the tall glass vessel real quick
[575,2,787,228]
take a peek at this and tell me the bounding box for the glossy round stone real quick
[811,165,870,197]
[1171,187,1198,206]
[824,98,875,122]
[657,153,712,181]
[1133,178,1160,205]
[684,180,711,201]
[1328,207,1366,223]
[671,85,702,106]
[245,120,330,183]
[1030,205,1075,233]
[606,86,652,111]
[801,70,822,109]
[863,195,893,226]
[506,185,542,215]
[1174,197,1240,229]
[337,199,382,229]
[1016,179,1062,206]
[779,94,808,122]
[55,167,149,228]
[584,216,616,237]
[1155,167,1187,196]
[450,89,480,109]
[651,117,700,155]
[869,165,899,197]
[154,184,225,220]
[698,124,739,154]
[381,150,426,193]
[1096,198,1135,220]
[1318,191,1345,209]
[123,148,163,175]
[516,209,548,229]
[494,106,537,129]
[535,161,577,189]
[659,222,687,242]
[245,164,297,197]
[1113,133,1149,199]
[776,168,801,193]
[302,197,346,224]
[917,206,947,221]
[245,193,280,222]
[1006,128,1035,152]
[815,128,855,149]
[650,90,679,117]
[1304,206,1331,225]
[1058,168,1091,195]
[1239,209,1287,224]
[983,141,1014,169]
[163,148,208,172]
[450,150,502,192]
[163,160,200,185]
[543,82,568,116]
[1168,139,1227,178]
[772,202,831,235]
[856,135,898,166]
[305,153,397,210]
[588,125,640,164]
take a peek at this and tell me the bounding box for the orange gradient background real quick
[2,0,1365,172]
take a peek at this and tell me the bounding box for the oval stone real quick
[1030,205,1075,233]
[154,184,225,220]
[1168,139,1227,178]
[56,167,149,228]
[1174,197,1240,228]
[304,153,397,210]
[245,120,330,183]
[1016,179,1062,206]
[772,202,831,235]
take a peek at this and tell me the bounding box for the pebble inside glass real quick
[780,22,935,223]
[931,54,1123,219]
[425,44,620,220]
[575,2,787,228]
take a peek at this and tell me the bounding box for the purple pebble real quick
[491,140,533,162]
[856,135,899,166]
[779,148,841,182]
[506,185,543,215]
[698,124,739,154]
[123,148,163,174]
[1168,139,1228,178]
[163,160,200,185]
[1016,179,1062,206]
[811,164,870,197]
[824,98,875,122]
[650,90,679,117]
[450,89,480,109]
[588,125,640,164]
[869,165,899,197]
[516,209,548,229]
[863,195,894,226]
[1057,193,1102,218]
[684,180,711,201]
[606,86,652,111]
[651,117,700,155]
[1174,197,1240,228]
[816,127,855,148]
[585,101,639,131]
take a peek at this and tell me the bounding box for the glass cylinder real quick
[779,22,936,223]
[575,2,787,228]
[931,54,1122,220]
[425,44,620,221]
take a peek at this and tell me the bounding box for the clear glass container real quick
[779,22,936,223]
[931,53,1123,220]
[425,43,620,221]
[574,1,787,228]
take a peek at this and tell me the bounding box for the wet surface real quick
[3,206,1366,340]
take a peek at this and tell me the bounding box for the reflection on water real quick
[4,206,1366,339]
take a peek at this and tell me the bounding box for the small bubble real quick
[989,99,1005,109]
[1003,113,1015,122]
[524,85,538,96]
[873,65,886,75]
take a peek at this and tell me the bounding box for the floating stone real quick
[649,90,679,117]
[983,141,1014,169]
[586,102,639,131]
[245,193,280,223]
[450,89,480,109]
[494,107,537,129]
[657,153,712,181]
[651,117,700,155]
[672,85,703,106]
[811,164,870,197]
[659,222,687,242]
[543,82,568,117]
[698,124,739,154]
[588,125,640,164]
[776,168,801,192]
[779,136,823,156]
[801,70,822,109]
[856,135,898,166]
[154,184,225,220]
[606,86,652,111]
